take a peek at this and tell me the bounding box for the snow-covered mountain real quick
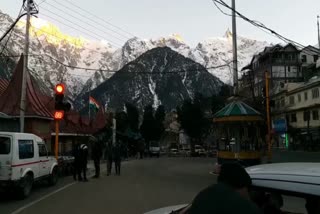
[80,47,223,111]
[0,10,270,98]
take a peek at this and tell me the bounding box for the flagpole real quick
[88,83,91,121]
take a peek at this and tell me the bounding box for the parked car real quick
[194,145,206,157]
[168,148,179,157]
[181,148,191,157]
[144,162,320,214]
[149,141,160,157]
[0,132,58,198]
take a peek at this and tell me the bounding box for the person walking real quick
[105,141,113,176]
[113,141,122,176]
[91,136,102,178]
[72,142,81,181]
[79,143,89,182]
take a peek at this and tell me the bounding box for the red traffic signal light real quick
[55,84,65,94]
[54,110,64,120]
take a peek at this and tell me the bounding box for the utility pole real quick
[265,71,272,162]
[112,117,116,146]
[20,0,32,133]
[317,15,320,50]
[232,0,238,95]
[88,89,91,121]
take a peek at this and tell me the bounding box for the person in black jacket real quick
[189,163,262,214]
[113,141,122,176]
[105,141,113,176]
[91,137,102,178]
[72,142,81,181]
[79,143,88,182]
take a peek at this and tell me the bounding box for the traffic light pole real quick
[265,71,272,162]
[55,120,59,160]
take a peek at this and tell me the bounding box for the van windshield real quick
[0,136,11,154]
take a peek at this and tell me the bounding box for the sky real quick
[1,0,320,48]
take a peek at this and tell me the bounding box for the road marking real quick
[11,161,127,214]
[11,182,76,214]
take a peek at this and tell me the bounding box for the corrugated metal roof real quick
[0,55,52,119]
[214,101,262,118]
[0,79,9,96]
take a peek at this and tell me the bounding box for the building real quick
[300,45,320,67]
[271,76,320,150]
[0,56,53,145]
[0,55,109,154]
[300,45,320,80]
[244,43,304,97]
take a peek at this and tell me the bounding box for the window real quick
[287,66,291,72]
[38,143,48,157]
[304,111,310,121]
[304,91,308,100]
[314,55,319,63]
[301,55,307,62]
[297,94,301,102]
[19,140,34,159]
[312,88,319,99]
[312,110,319,120]
[284,53,289,60]
[0,137,11,154]
[280,97,285,107]
[290,114,297,122]
[289,96,295,105]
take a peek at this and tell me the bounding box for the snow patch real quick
[148,76,160,108]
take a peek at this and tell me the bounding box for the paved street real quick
[0,158,215,214]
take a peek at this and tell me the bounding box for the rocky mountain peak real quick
[79,47,223,111]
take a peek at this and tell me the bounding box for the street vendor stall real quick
[213,100,265,167]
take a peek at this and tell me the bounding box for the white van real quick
[0,132,58,198]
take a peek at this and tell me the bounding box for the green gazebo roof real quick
[213,101,263,122]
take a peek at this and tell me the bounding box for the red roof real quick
[0,55,53,119]
[53,108,109,135]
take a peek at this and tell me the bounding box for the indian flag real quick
[89,96,100,110]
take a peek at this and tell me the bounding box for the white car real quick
[194,145,206,156]
[0,132,58,198]
[144,162,320,214]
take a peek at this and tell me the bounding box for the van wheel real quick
[48,167,58,186]
[18,174,33,199]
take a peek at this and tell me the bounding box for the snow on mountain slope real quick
[83,47,223,111]
[0,10,270,99]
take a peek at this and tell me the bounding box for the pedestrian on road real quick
[72,142,81,181]
[189,162,262,214]
[105,141,113,176]
[91,136,102,178]
[113,141,122,176]
[79,143,89,182]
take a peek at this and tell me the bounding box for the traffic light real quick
[54,83,71,120]
[54,110,64,120]
[55,84,65,110]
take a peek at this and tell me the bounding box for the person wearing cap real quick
[91,136,102,178]
[189,162,262,214]
[79,142,89,182]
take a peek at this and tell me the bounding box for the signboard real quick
[272,118,287,133]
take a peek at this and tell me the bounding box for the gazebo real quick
[213,100,265,166]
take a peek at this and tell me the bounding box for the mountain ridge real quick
[0,10,270,99]
[80,47,224,111]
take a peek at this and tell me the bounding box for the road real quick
[0,158,215,214]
